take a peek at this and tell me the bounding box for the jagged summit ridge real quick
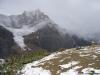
[0,9,50,28]
[0,9,57,48]
[0,9,91,52]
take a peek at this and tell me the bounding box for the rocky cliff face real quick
[0,10,91,57]
[0,10,54,48]
[0,10,49,28]
[24,24,91,52]
[0,26,20,58]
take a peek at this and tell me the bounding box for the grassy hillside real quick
[0,49,48,75]
[18,45,100,75]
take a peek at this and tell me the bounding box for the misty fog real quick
[0,0,100,38]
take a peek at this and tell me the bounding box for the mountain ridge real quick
[0,9,91,57]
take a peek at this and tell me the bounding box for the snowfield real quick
[18,45,100,75]
[19,67,51,75]
[3,19,52,48]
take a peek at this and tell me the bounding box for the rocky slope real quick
[0,26,20,58]
[0,9,50,48]
[0,9,91,57]
[24,25,91,52]
[18,45,100,75]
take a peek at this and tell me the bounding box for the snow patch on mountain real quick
[60,61,79,69]
[60,69,78,75]
[4,19,53,48]
[82,68,100,74]
[19,67,51,75]
[6,25,36,48]
[0,10,55,48]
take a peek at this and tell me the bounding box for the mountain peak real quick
[0,9,56,48]
[23,9,43,14]
[22,9,49,19]
[0,9,50,28]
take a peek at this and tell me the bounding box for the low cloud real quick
[0,0,100,38]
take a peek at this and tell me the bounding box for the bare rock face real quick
[0,26,20,58]
[0,10,91,55]
[0,10,49,28]
[24,25,91,52]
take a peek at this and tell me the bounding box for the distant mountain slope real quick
[0,10,49,28]
[0,9,91,55]
[18,45,100,75]
[24,25,91,51]
[0,10,51,48]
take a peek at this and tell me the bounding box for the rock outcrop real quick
[0,26,20,58]
[24,25,91,52]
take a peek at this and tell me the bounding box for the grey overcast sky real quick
[0,0,100,36]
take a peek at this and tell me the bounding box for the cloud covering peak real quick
[0,0,100,37]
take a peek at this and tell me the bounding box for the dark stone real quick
[0,26,20,58]
[24,25,91,52]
